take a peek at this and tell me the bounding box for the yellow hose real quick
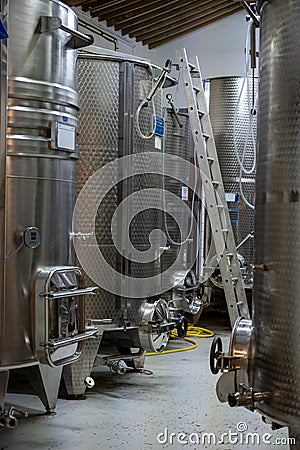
[146,325,215,357]
[181,325,215,339]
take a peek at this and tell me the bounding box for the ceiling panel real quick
[64,0,243,48]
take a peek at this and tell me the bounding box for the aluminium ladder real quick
[177,48,250,326]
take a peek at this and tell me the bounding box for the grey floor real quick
[0,316,290,450]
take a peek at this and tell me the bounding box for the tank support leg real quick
[0,371,9,411]
[27,364,62,414]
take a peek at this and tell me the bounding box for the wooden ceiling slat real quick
[108,0,195,29]
[145,4,242,47]
[91,0,162,18]
[132,0,232,41]
[123,0,229,37]
[81,0,121,11]
[65,0,94,6]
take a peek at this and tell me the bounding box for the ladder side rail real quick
[177,49,250,323]
[190,56,249,320]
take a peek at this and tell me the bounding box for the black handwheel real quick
[176,315,188,338]
[210,336,223,374]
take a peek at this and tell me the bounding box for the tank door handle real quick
[38,16,94,49]
[44,328,98,368]
[40,286,98,299]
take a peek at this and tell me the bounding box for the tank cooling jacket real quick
[252,0,300,427]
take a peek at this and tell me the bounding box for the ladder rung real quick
[232,277,238,282]
[212,181,219,186]
[202,133,210,139]
[222,228,229,233]
[197,109,204,116]
[216,204,224,209]
[188,62,195,70]
[226,252,233,257]
[207,156,214,162]
[236,301,244,306]
[193,86,200,93]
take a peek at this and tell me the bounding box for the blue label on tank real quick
[229,208,240,223]
[62,116,68,122]
[0,19,8,39]
[153,116,165,137]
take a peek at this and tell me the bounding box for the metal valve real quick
[0,406,28,428]
[84,376,95,389]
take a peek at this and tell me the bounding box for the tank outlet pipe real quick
[0,406,29,428]
[107,359,130,375]
[228,386,271,411]
[38,16,94,49]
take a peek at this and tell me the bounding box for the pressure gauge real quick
[23,227,41,249]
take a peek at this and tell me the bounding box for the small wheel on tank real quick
[210,336,223,375]
[176,314,188,338]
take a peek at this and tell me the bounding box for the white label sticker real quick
[155,136,162,150]
[57,123,76,151]
[182,186,188,201]
[225,192,239,202]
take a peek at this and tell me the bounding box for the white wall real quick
[150,11,250,107]
[152,11,248,77]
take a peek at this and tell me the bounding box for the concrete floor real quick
[0,316,290,450]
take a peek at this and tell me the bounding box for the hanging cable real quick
[233,18,258,210]
[136,60,172,140]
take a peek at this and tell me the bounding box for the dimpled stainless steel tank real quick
[0,0,94,419]
[62,51,175,397]
[209,77,257,274]
[252,0,300,429]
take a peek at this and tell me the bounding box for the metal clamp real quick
[38,16,94,49]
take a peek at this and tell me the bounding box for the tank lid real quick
[79,46,177,87]
[79,45,151,65]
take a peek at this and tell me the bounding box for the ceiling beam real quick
[81,0,122,11]
[91,0,162,18]
[64,0,94,6]
[107,0,194,28]
[133,0,233,41]
[144,4,242,47]
[122,0,229,37]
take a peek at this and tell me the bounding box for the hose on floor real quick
[146,325,215,357]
